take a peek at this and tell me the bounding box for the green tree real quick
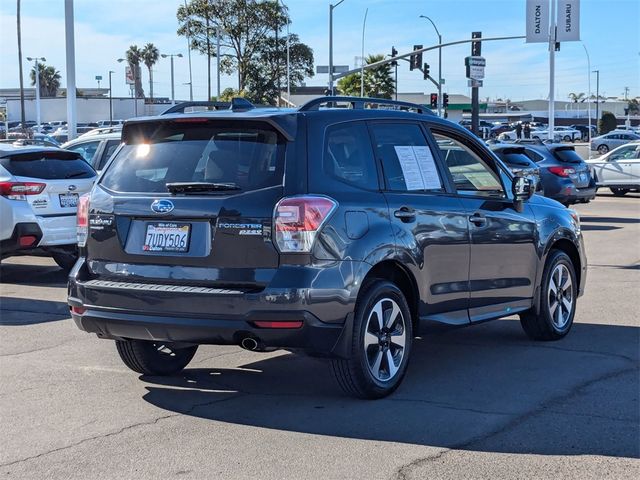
[598,111,617,135]
[29,63,61,97]
[141,43,159,101]
[627,99,639,115]
[337,54,394,99]
[244,33,314,105]
[177,0,312,102]
[218,87,248,101]
[568,92,585,103]
[125,45,145,99]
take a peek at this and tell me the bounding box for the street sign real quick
[316,65,349,74]
[95,75,103,81]
[465,56,486,80]
[468,79,483,87]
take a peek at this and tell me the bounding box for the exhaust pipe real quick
[240,337,259,351]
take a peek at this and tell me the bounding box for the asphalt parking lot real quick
[1,190,638,480]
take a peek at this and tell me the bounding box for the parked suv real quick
[0,145,96,269]
[68,97,587,399]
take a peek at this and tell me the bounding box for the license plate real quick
[143,223,191,253]
[59,193,79,208]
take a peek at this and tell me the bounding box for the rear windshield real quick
[100,121,285,194]
[553,148,583,163]
[494,151,535,168]
[0,151,96,180]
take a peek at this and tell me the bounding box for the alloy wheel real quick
[547,263,574,330]
[363,298,407,382]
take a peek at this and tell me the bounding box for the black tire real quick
[597,144,609,154]
[51,247,78,272]
[115,340,198,375]
[332,280,413,399]
[611,187,629,197]
[520,250,577,341]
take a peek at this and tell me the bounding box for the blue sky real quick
[0,0,638,103]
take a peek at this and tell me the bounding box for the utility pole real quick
[64,0,77,140]
[108,70,114,124]
[27,57,45,128]
[328,0,346,95]
[17,0,26,129]
[216,26,221,99]
[360,8,368,97]
[205,15,211,100]
[548,0,557,142]
[183,0,193,101]
[470,32,482,136]
[623,86,629,100]
[161,53,183,105]
[593,69,600,133]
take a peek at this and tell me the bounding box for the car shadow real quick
[0,297,70,325]
[140,320,639,459]
[580,216,640,224]
[0,258,67,286]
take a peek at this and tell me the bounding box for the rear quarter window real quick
[554,148,583,163]
[324,122,378,190]
[0,151,96,180]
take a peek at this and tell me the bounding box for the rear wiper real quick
[165,182,241,194]
[65,171,89,178]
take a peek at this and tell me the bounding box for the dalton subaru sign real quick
[556,0,580,42]
[525,0,550,43]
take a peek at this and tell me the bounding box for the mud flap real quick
[330,312,354,359]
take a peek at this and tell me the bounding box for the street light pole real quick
[26,56,45,129]
[419,15,442,117]
[108,70,114,124]
[360,8,368,97]
[279,0,290,105]
[216,27,221,99]
[581,43,591,148]
[328,0,346,95]
[161,53,183,105]
[593,69,600,134]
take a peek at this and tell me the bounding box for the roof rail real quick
[298,96,434,115]
[160,101,230,115]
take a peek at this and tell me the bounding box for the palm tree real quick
[141,43,159,101]
[337,54,394,99]
[30,64,61,97]
[126,45,145,99]
[568,92,586,103]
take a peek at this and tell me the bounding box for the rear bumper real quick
[0,223,43,258]
[544,179,596,204]
[68,257,360,356]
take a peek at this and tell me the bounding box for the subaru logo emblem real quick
[68,184,77,191]
[151,199,174,214]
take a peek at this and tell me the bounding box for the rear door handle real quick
[469,213,487,226]
[394,207,416,222]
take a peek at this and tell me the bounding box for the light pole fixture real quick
[161,53,183,105]
[419,15,442,117]
[329,0,346,95]
[26,56,46,129]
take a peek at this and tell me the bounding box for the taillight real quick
[77,194,90,247]
[548,166,576,177]
[0,181,46,200]
[274,196,337,253]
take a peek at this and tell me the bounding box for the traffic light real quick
[471,31,482,56]
[443,93,450,108]
[430,93,438,109]
[409,45,423,71]
[391,46,398,67]
[423,63,430,80]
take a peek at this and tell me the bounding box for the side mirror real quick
[512,176,534,211]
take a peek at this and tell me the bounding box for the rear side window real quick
[65,140,101,164]
[0,151,96,180]
[494,149,535,168]
[369,122,443,192]
[100,121,284,194]
[554,148,583,163]
[324,122,377,190]
[97,139,121,170]
[523,148,545,163]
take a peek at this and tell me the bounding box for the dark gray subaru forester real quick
[68,97,587,399]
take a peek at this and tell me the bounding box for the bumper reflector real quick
[70,306,87,315]
[18,235,37,247]
[253,321,303,329]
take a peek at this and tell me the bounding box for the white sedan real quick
[586,141,640,196]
